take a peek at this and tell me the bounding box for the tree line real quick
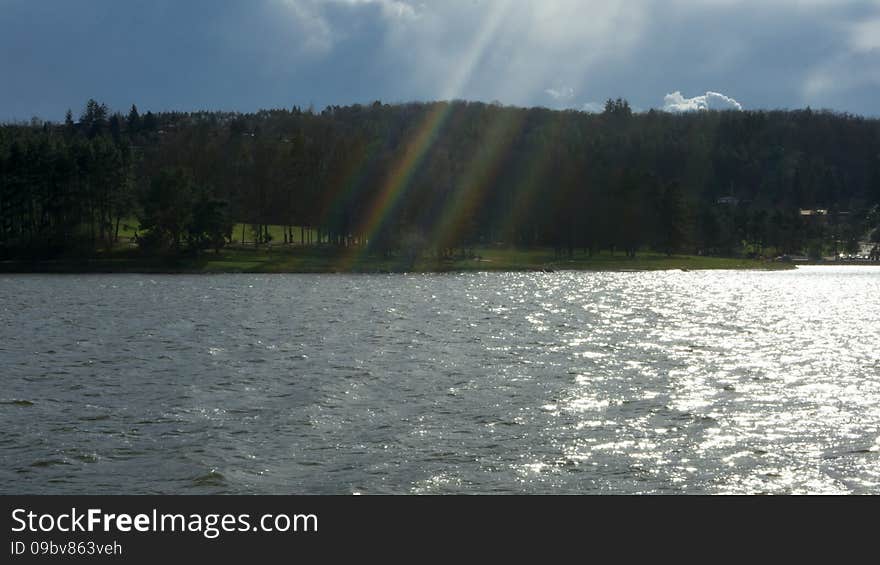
[1,98,879,260]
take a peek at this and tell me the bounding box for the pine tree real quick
[127,104,140,133]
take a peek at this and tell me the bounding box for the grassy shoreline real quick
[0,246,796,274]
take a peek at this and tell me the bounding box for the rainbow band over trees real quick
[337,101,455,269]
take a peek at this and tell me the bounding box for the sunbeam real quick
[336,1,512,269]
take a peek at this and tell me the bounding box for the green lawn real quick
[114,220,319,247]
[229,223,319,245]
[8,219,793,273]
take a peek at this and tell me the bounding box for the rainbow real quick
[336,101,455,269]
[428,107,527,252]
[333,1,513,268]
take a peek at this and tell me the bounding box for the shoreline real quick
[0,247,801,274]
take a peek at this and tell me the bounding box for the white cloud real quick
[275,0,648,104]
[662,91,743,112]
[850,18,880,52]
[336,0,419,21]
[269,0,880,114]
[545,87,575,101]
[273,0,336,54]
[272,0,419,56]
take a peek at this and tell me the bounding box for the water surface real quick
[1,266,879,494]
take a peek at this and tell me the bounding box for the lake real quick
[1,266,879,494]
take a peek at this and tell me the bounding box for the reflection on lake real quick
[1,266,879,494]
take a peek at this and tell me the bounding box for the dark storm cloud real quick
[1,0,879,120]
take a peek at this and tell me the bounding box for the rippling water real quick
[1,267,879,494]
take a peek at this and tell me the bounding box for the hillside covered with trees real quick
[2,98,880,264]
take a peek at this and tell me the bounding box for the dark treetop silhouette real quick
[1,99,879,264]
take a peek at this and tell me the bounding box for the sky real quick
[2,0,880,121]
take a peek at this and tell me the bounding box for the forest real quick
[1,98,879,264]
